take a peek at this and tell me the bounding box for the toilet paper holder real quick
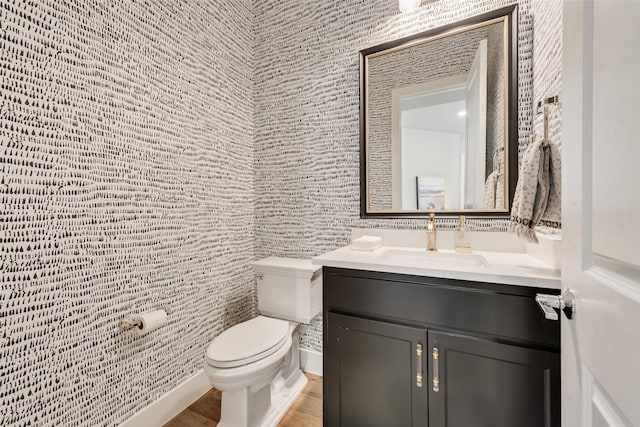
[119,305,172,330]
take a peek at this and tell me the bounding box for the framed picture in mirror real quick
[416,176,445,210]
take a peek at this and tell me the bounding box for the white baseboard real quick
[300,349,323,376]
[118,369,210,427]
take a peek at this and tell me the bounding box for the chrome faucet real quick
[426,213,437,251]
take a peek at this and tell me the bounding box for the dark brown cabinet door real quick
[325,312,428,427]
[428,330,560,427]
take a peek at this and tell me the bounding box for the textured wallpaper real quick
[254,0,562,352]
[0,1,254,426]
[1,0,562,424]
[486,23,506,178]
[532,0,562,147]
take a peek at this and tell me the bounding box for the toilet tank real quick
[252,257,322,324]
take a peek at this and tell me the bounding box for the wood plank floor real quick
[163,373,322,427]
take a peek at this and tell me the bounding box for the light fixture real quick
[457,110,467,117]
[399,0,421,13]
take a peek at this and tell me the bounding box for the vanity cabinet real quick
[326,312,428,426]
[323,267,560,427]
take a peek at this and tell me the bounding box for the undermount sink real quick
[376,248,489,269]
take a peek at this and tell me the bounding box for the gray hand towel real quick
[509,137,562,243]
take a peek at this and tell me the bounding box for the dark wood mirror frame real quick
[360,5,518,218]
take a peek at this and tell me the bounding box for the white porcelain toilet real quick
[204,257,322,427]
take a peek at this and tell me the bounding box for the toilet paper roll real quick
[133,309,168,336]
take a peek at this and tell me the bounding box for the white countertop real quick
[312,245,561,290]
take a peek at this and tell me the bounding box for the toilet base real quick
[213,325,309,427]
[216,369,308,427]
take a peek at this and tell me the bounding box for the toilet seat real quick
[205,316,290,368]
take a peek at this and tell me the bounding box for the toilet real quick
[204,257,322,427]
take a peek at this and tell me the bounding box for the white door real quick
[562,1,640,426]
[464,39,487,208]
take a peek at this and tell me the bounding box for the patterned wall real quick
[0,1,254,426]
[532,0,562,146]
[1,1,562,423]
[523,0,562,239]
[254,0,562,352]
[486,23,506,178]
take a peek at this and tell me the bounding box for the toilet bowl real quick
[203,258,322,427]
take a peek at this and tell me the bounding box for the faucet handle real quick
[426,213,437,251]
[427,213,436,229]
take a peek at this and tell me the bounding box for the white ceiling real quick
[401,90,466,135]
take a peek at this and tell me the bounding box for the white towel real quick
[351,235,382,251]
[482,171,498,209]
[496,170,504,209]
[509,137,562,243]
[482,170,505,209]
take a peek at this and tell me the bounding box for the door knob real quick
[535,289,575,320]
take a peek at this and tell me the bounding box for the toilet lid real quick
[205,316,290,368]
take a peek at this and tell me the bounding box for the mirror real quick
[360,6,518,217]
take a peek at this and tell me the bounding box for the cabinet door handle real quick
[416,343,423,388]
[432,347,440,392]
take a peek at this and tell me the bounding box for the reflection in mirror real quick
[361,6,517,217]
